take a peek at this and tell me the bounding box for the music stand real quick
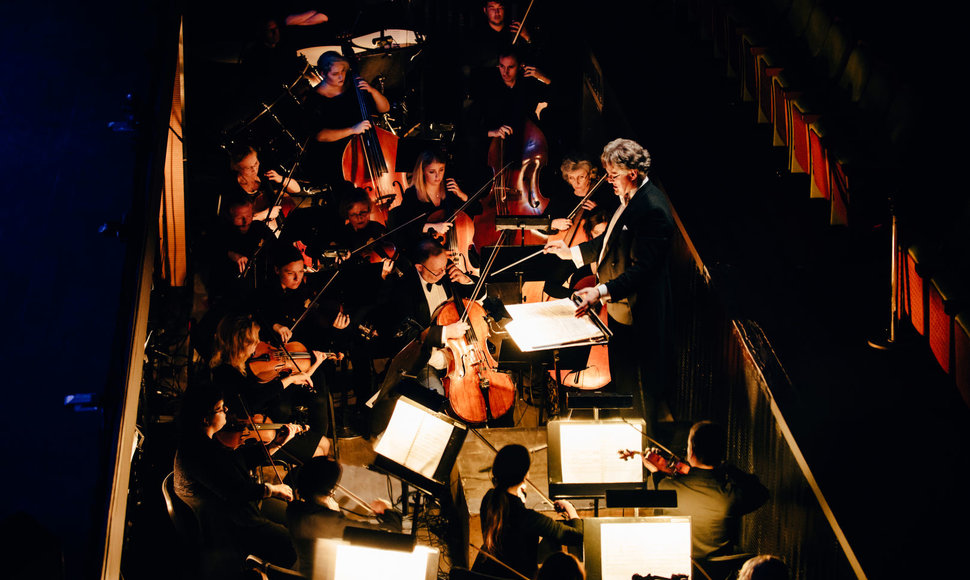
[371,396,468,497]
[546,418,646,514]
[583,517,693,580]
[308,536,439,580]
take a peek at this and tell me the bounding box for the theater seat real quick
[900,245,929,336]
[928,275,960,374]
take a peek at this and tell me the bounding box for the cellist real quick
[303,51,390,186]
[374,238,475,395]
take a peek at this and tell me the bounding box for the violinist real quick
[286,456,403,576]
[227,144,301,231]
[173,386,298,571]
[387,148,482,258]
[542,155,617,235]
[206,194,277,310]
[209,312,332,460]
[642,421,768,562]
[304,50,391,185]
[255,245,351,351]
[375,238,475,395]
[333,186,387,253]
[472,444,582,580]
[543,139,674,431]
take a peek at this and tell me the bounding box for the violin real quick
[341,72,406,225]
[434,276,516,424]
[214,413,309,450]
[246,341,337,383]
[618,447,691,476]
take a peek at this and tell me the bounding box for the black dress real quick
[472,489,583,579]
[173,432,296,567]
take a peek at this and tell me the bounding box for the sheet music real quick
[599,520,692,580]
[505,298,608,351]
[559,422,642,483]
[374,399,454,480]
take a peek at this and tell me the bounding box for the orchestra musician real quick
[173,386,298,573]
[475,47,551,146]
[462,0,535,97]
[374,238,475,396]
[642,421,769,564]
[387,148,482,259]
[542,155,617,235]
[206,193,277,311]
[227,144,301,232]
[286,456,402,576]
[208,312,333,460]
[544,139,675,432]
[472,444,582,580]
[304,50,391,185]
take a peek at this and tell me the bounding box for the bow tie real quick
[426,281,442,291]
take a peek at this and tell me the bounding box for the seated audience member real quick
[738,555,789,580]
[536,551,585,580]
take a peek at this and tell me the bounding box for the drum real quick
[350,29,422,52]
[351,30,424,95]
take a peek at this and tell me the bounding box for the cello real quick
[340,67,406,225]
[434,240,516,424]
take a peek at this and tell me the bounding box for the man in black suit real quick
[376,238,475,395]
[544,138,674,431]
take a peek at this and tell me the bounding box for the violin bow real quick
[467,543,532,580]
[511,0,537,45]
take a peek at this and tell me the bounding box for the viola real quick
[246,341,337,383]
[434,281,516,424]
[215,413,309,450]
[618,447,691,476]
[341,75,406,225]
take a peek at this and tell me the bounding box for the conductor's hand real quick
[554,500,578,520]
[542,239,572,260]
[572,286,601,317]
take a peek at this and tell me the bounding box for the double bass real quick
[475,118,551,249]
[340,64,406,224]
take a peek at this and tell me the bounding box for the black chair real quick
[162,471,202,546]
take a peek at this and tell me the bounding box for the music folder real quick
[584,516,693,580]
[371,396,467,496]
[503,297,611,352]
[547,418,645,499]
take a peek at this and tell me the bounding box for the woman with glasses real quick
[173,386,299,573]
